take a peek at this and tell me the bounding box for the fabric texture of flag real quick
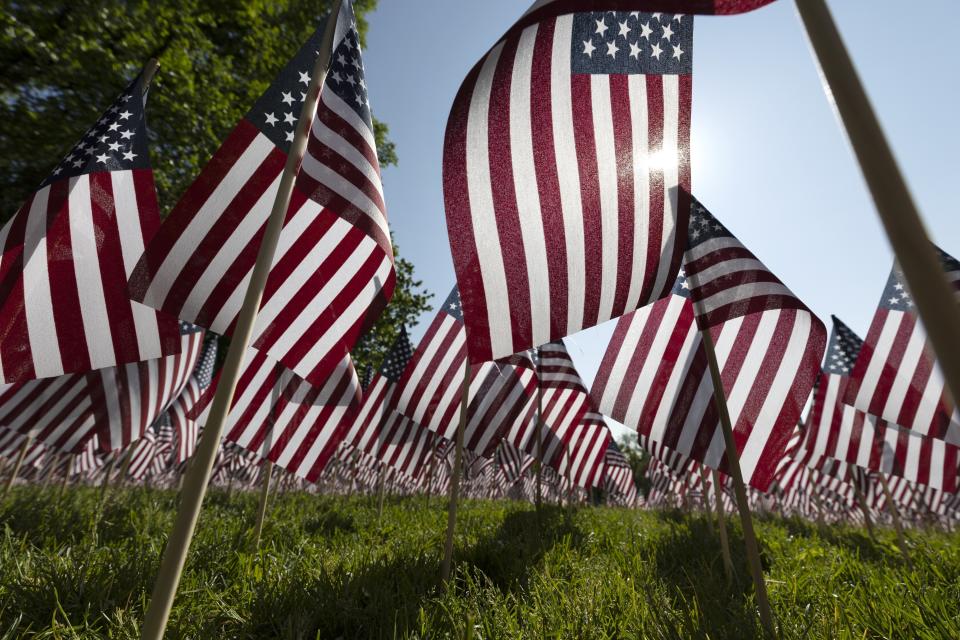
[843,251,960,445]
[535,341,594,469]
[556,411,611,488]
[167,334,218,464]
[0,70,181,383]
[592,196,827,490]
[444,7,695,363]
[128,0,394,387]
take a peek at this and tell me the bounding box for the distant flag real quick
[188,349,360,482]
[0,68,181,383]
[0,374,98,454]
[167,335,218,464]
[556,411,611,489]
[128,0,394,387]
[592,197,827,491]
[843,251,960,445]
[127,427,158,481]
[603,440,638,504]
[444,7,703,363]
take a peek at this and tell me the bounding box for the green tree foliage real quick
[0,0,382,218]
[1,0,432,371]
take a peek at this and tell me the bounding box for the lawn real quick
[0,486,957,639]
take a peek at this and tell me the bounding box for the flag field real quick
[1,485,957,639]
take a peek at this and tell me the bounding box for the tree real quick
[617,431,651,497]
[1,0,432,375]
[0,0,382,218]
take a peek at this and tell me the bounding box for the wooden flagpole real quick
[440,360,470,583]
[700,328,776,637]
[534,348,543,511]
[699,465,715,536]
[376,463,386,521]
[138,4,343,637]
[877,472,912,568]
[1,436,30,502]
[794,0,960,410]
[712,469,735,587]
[251,460,274,550]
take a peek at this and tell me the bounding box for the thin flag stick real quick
[251,460,274,550]
[376,463,386,521]
[877,472,912,568]
[699,465,715,537]
[712,469,735,587]
[794,0,960,410]
[138,4,342,638]
[851,475,877,543]
[440,360,470,583]
[534,349,543,511]
[1,436,31,502]
[700,328,776,637]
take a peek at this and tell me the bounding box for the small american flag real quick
[167,335,218,464]
[129,0,394,387]
[843,251,960,445]
[0,69,181,383]
[593,197,827,491]
[444,8,696,363]
[535,341,594,470]
[556,411,611,489]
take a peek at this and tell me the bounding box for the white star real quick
[121,94,132,102]
[118,110,132,120]
[681,280,690,289]
[281,92,295,105]
[583,39,596,57]
[630,11,640,19]
[672,44,684,60]
[108,141,121,151]
[618,20,631,39]
[331,71,342,83]
[108,122,120,132]
[355,93,364,105]
[119,130,134,140]
[595,17,608,37]
[639,22,653,40]
[72,158,84,168]
[674,14,684,22]
[606,41,619,59]
[629,41,642,59]
[123,150,137,161]
[652,12,662,21]
[283,111,296,125]
[96,153,109,164]
[265,112,278,126]
[53,167,62,175]
[299,92,306,102]
[299,70,310,85]
[285,130,295,142]
[337,54,347,65]
[650,42,663,59]
[661,24,675,42]
[894,283,903,290]
[888,297,899,305]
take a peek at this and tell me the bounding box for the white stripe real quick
[697,282,796,316]
[649,320,701,444]
[510,24,551,348]
[320,89,378,164]
[22,187,64,377]
[596,309,647,413]
[69,175,115,370]
[590,73,619,323]
[310,108,384,198]
[881,324,927,432]
[299,151,385,229]
[625,75,650,312]
[623,297,686,430]
[854,312,902,410]
[551,15,586,336]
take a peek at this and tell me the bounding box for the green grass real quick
[0,486,957,639]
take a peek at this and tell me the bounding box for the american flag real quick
[167,335,218,464]
[462,360,538,458]
[188,349,360,482]
[843,251,960,445]
[128,0,394,387]
[592,197,827,491]
[0,69,181,383]
[127,426,158,481]
[516,1,776,28]
[92,322,205,451]
[603,439,638,505]
[556,411,611,488]
[535,341,594,469]
[443,8,694,363]
[0,373,98,454]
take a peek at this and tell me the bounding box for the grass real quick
[0,485,957,639]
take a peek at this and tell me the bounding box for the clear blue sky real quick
[361,0,960,439]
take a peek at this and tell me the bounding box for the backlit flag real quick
[592,197,826,490]
[444,7,703,362]
[0,69,180,383]
[129,0,394,386]
[167,335,218,464]
[188,349,360,482]
[843,251,960,445]
[537,341,594,468]
[556,411,611,488]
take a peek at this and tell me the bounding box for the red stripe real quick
[569,73,602,328]
[609,74,634,320]
[638,301,697,433]
[869,313,912,419]
[315,100,381,180]
[0,195,33,381]
[644,75,666,306]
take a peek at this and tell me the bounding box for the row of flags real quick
[0,0,957,530]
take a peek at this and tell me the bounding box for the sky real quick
[361,0,960,440]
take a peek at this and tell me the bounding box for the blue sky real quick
[361,0,959,438]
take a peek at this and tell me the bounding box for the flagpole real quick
[876,472,912,568]
[699,328,776,637]
[138,4,342,637]
[1,436,30,502]
[698,465,715,536]
[794,0,960,411]
[440,359,470,583]
[376,462,386,522]
[251,460,274,550]
[534,348,543,511]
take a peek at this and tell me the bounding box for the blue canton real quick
[572,12,692,75]
[686,196,732,249]
[442,287,464,322]
[379,326,414,382]
[42,74,151,187]
[670,267,692,299]
[824,316,862,375]
[194,336,218,389]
